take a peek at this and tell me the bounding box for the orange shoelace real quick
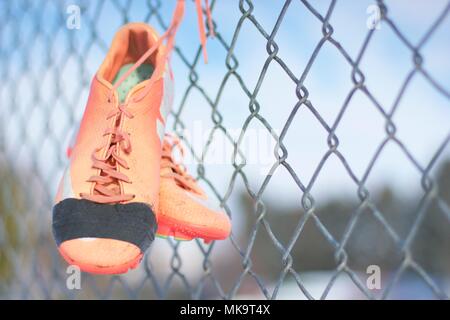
[80,104,135,203]
[81,1,213,204]
[161,134,204,196]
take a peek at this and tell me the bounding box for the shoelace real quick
[80,104,135,203]
[81,1,213,203]
[161,134,205,196]
[110,0,214,103]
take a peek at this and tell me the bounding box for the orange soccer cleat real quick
[156,135,231,243]
[52,22,174,274]
[54,0,217,274]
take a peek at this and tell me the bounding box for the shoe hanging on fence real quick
[52,22,173,275]
[157,134,231,243]
[52,0,216,274]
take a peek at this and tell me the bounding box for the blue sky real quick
[2,0,450,206]
[120,0,450,204]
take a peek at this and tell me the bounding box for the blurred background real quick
[0,0,449,299]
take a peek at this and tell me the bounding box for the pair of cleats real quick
[52,20,231,275]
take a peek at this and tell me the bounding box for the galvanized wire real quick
[0,0,449,299]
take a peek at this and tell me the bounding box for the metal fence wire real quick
[0,0,450,299]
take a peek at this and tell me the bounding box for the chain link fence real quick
[0,0,450,299]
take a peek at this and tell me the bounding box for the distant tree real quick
[0,163,26,288]
[238,160,450,279]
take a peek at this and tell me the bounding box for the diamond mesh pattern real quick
[0,0,449,299]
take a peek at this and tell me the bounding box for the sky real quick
[0,0,449,209]
[1,0,449,299]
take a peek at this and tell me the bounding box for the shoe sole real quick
[155,216,230,244]
[59,246,143,274]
